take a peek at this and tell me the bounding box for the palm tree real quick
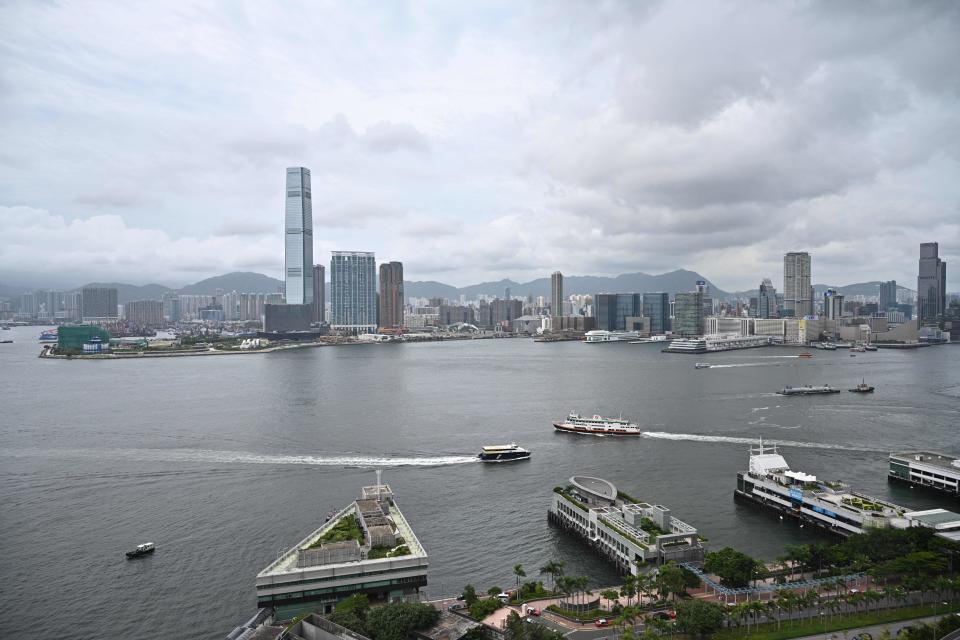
[513,563,526,601]
[539,560,564,593]
[621,574,637,607]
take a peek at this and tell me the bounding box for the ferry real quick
[694,362,711,369]
[553,413,641,436]
[126,542,155,558]
[477,443,531,463]
[798,352,813,358]
[848,379,875,393]
[778,385,841,396]
[38,329,58,343]
[585,330,640,343]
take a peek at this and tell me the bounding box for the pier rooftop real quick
[891,451,960,470]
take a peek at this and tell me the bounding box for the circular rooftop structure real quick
[570,476,617,501]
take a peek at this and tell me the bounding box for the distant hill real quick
[404,269,729,301]
[81,282,173,304]
[178,272,283,296]
[813,281,915,298]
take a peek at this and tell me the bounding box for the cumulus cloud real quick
[0,1,958,290]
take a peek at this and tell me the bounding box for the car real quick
[596,618,610,627]
[456,594,466,601]
[525,607,541,617]
[525,617,535,624]
[651,611,677,620]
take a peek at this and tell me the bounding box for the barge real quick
[778,384,840,396]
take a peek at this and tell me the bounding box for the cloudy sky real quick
[1,1,958,291]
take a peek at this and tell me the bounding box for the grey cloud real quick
[362,122,430,154]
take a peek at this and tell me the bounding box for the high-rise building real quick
[551,272,563,316]
[783,252,812,317]
[81,287,118,321]
[312,264,326,324]
[594,293,642,331]
[378,262,404,329]
[879,280,897,311]
[673,292,705,336]
[642,292,669,335]
[284,167,313,306]
[754,278,776,319]
[331,251,377,334]
[917,243,946,326]
[823,289,844,320]
[125,299,163,327]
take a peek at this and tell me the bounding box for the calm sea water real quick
[1,326,958,639]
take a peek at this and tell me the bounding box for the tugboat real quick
[553,413,641,436]
[848,379,875,393]
[477,443,531,463]
[126,542,155,558]
[694,362,711,369]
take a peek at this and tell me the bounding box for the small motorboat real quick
[478,443,531,463]
[694,362,711,369]
[798,352,813,359]
[126,542,155,558]
[848,379,875,393]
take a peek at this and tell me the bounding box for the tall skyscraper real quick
[284,167,313,306]
[917,243,947,325]
[879,280,897,311]
[594,293,642,331]
[312,264,325,323]
[81,287,118,321]
[783,252,812,317]
[331,251,377,334]
[642,292,669,334]
[755,278,776,319]
[551,271,563,316]
[823,289,844,320]
[378,261,404,328]
[673,292,705,336]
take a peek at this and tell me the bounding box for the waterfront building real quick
[783,252,812,318]
[664,334,772,353]
[642,292,669,335]
[438,304,475,326]
[823,289,844,320]
[284,167,314,306]
[125,299,163,328]
[889,451,960,498]
[673,292,705,336]
[57,325,111,352]
[264,303,311,332]
[549,475,703,574]
[917,242,946,325]
[330,251,377,334]
[312,265,326,324]
[551,272,563,316]
[255,478,428,619]
[378,261,404,329]
[879,280,897,311]
[594,293,642,331]
[81,287,118,322]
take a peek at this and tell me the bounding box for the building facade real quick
[917,243,946,326]
[879,280,897,311]
[783,252,812,317]
[594,293,642,331]
[81,287,118,321]
[754,278,776,318]
[285,167,314,306]
[378,261,404,329]
[823,289,844,320]
[673,292,705,336]
[125,299,163,327]
[312,264,325,324]
[551,271,563,317]
[642,292,669,335]
[330,251,377,334]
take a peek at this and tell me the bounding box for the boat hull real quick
[478,452,531,463]
[553,423,641,436]
[125,548,155,559]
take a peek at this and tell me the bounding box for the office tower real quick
[879,280,897,311]
[594,293,642,331]
[551,272,563,316]
[754,278,777,319]
[284,167,313,306]
[917,243,946,325]
[312,264,326,323]
[674,292,705,336]
[505,287,511,300]
[379,261,404,328]
[824,289,844,320]
[696,280,713,319]
[783,252,812,317]
[331,251,377,334]
[81,287,118,321]
[642,292,669,335]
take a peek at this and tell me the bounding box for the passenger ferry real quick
[553,413,641,436]
[585,330,640,343]
[38,329,58,342]
[477,444,531,463]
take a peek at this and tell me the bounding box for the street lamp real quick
[820,610,826,636]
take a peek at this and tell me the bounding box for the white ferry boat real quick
[477,443,531,463]
[553,413,641,436]
[584,330,640,343]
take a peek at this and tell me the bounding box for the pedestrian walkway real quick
[779,614,946,640]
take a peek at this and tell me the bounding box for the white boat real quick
[553,413,641,436]
[585,330,640,343]
[694,362,711,369]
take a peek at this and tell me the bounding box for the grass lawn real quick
[713,602,960,640]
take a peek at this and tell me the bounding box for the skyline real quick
[2,1,959,290]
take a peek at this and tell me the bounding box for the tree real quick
[488,586,504,597]
[675,600,725,639]
[514,564,526,600]
[621,573,637,606]
[655,563,697,601]
[539,560,565,593]
[328,593,370,635]
[703,547,760,588]
[463,583,478,607]
[601,589,621,611]
[365,601,440,640]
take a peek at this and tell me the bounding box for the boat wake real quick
[14,447,479,468]
[640,432,886,452]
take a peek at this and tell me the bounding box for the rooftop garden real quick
[600,517,648,549]
[308,514,363,549]
[367,544,410,560]
[617,490,643,504]
[554,486,589,511]
[841,496,885,513]
[639,516,669,539]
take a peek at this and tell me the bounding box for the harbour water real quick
[1,326,958,639]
